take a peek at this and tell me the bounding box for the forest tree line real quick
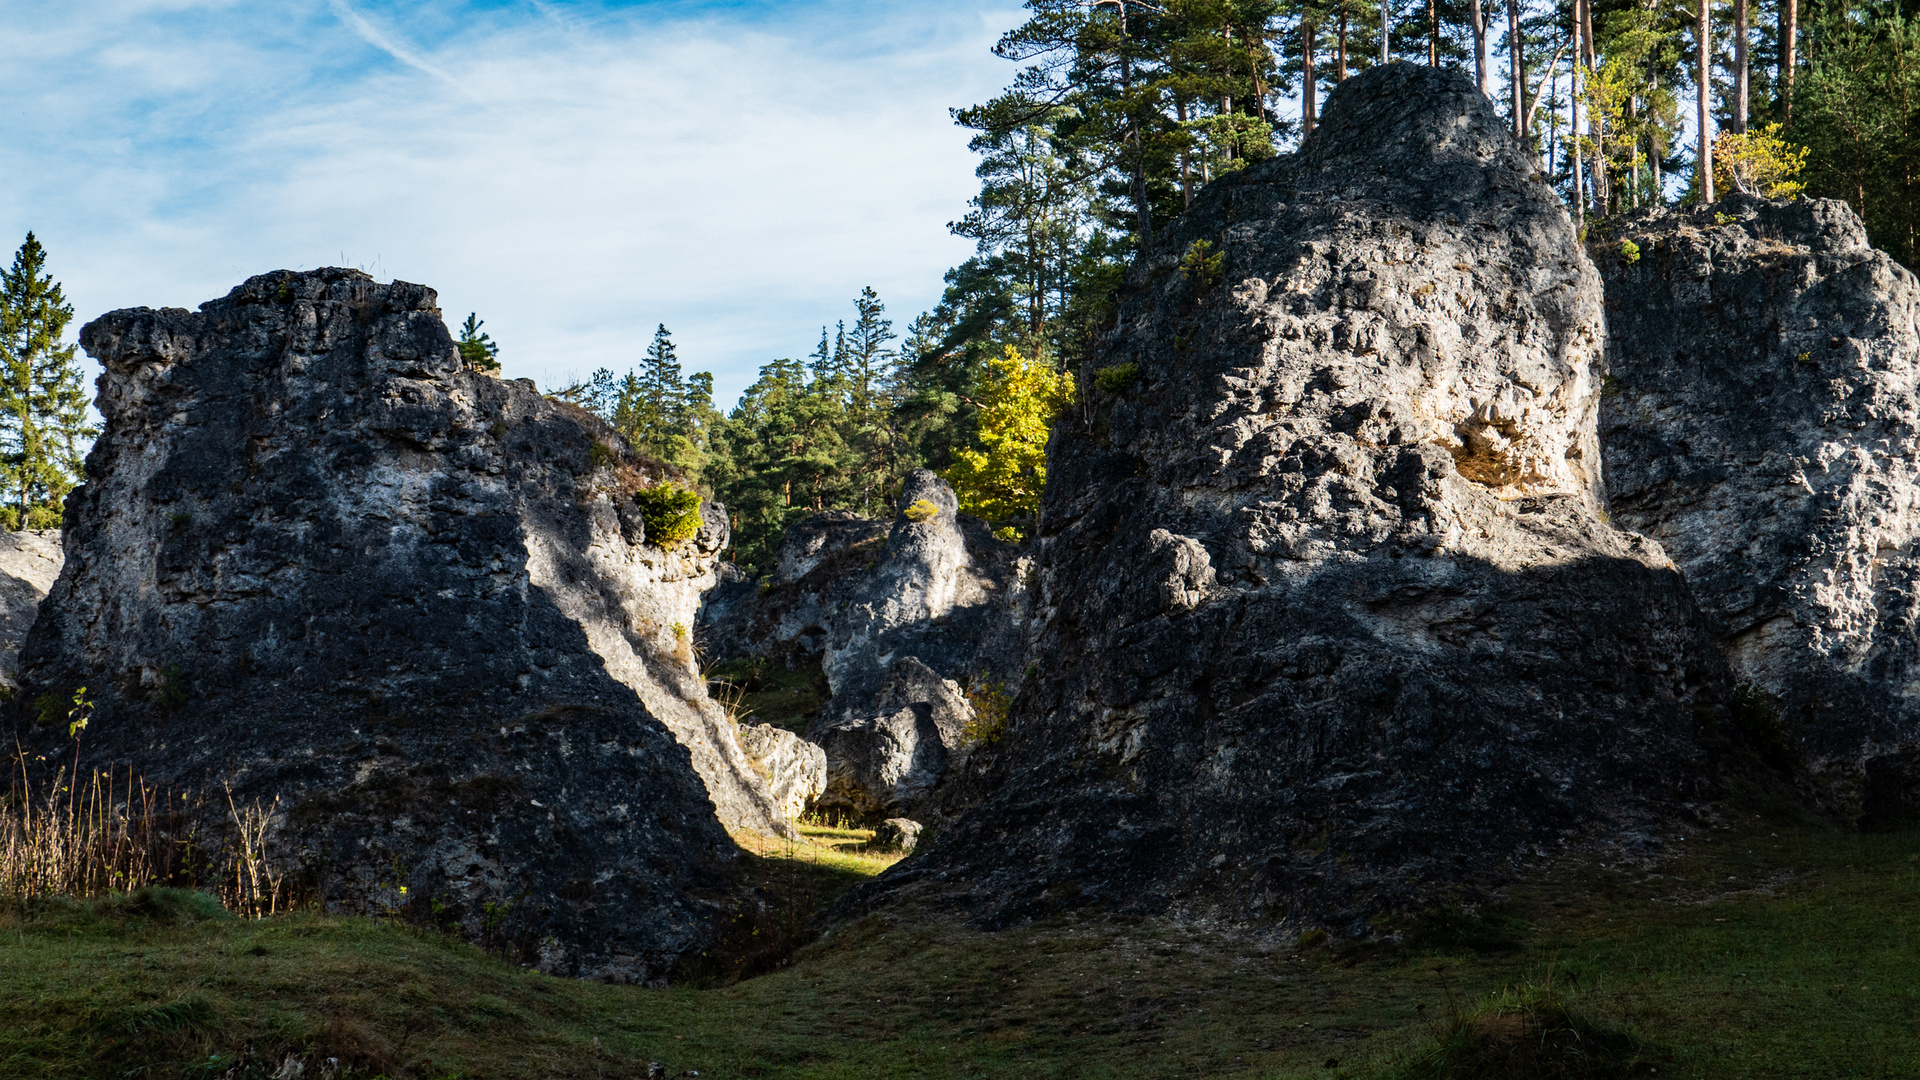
[558,0,1913,572]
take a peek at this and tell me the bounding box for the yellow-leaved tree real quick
[1714,124,1810,201]
[944,345,1075,540]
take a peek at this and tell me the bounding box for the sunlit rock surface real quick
[1600,195,1920,823]
[0,529,60,689]
[737,721,827,820]
[858,64,1734,934]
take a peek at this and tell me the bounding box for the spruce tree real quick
[457,313,501,373]
[637,324,685,438]
[842,287,903,516]
[0,233,93,531]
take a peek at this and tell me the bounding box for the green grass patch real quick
[7,817,1920,1077]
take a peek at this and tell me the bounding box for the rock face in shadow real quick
[12,268,787,981]
[0,529,61,689]
[1599,195,1920,823]
[697,470,1033,820]
[861,64,1732,933]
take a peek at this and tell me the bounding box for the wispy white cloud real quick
[0,1,1024,407]
[326,0,470,96]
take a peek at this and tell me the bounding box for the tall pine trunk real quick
[1470,0,1492,97]
[1571,0,1585,224]
[1338,7,1349,80]
[1583,0,1606,211]
[1698,0,1715,203]
[1509,0,1524,137]
[1117,4,1151,240]
[1781,0,1797,123]
[1177,98,1194,208]
[1304,19,1320,134]
[1734,0,1749,132]
[1429,0,1439,64]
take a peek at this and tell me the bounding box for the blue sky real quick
[1,0,1022,409]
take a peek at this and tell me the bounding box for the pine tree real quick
[617,324,686,462]
[844,287,897,417]
[641,324,684,430]
[457,313,500,374]
[1789,8,1920,269]
[708,356,858,570]
[0,234,93,531]
[840,288,905,516]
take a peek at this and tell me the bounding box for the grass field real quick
[4,811,1919,1079]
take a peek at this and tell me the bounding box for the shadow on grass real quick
[678,823,905,986]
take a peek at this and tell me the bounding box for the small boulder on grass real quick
[870,818,922,853]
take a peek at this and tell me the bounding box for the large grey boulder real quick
[1599,195,1920,822]
[13,268,787,981]
[858,64,1733,933]
[698,470,1032,820]
[812,656,973,819]
[0,529,60,689]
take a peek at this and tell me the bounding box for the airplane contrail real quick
[327,0,471,97]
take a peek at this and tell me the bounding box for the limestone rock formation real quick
[1599,195,1920,821]
[737,722,827,820]
[698,470,1032,820]
[863,64,1732,932]
[0,529,61,689]
[13,268,788,981]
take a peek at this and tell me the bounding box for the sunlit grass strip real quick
[727,822,905,877]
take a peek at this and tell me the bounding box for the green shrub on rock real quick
[1093,363,1140,394]
[632,484,702,549]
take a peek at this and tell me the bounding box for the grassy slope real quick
[5,813,1919,1079]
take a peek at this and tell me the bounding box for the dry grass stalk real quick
[2,744,292,917]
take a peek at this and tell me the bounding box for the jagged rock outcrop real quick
[1599,195,1920,822]
[859,64,1733,933]
[737,722,827,820]
[0,529,61,689]
[698,470,1033,820]
[12,268,788,981]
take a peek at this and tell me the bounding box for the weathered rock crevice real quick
[698,470,1032,822]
